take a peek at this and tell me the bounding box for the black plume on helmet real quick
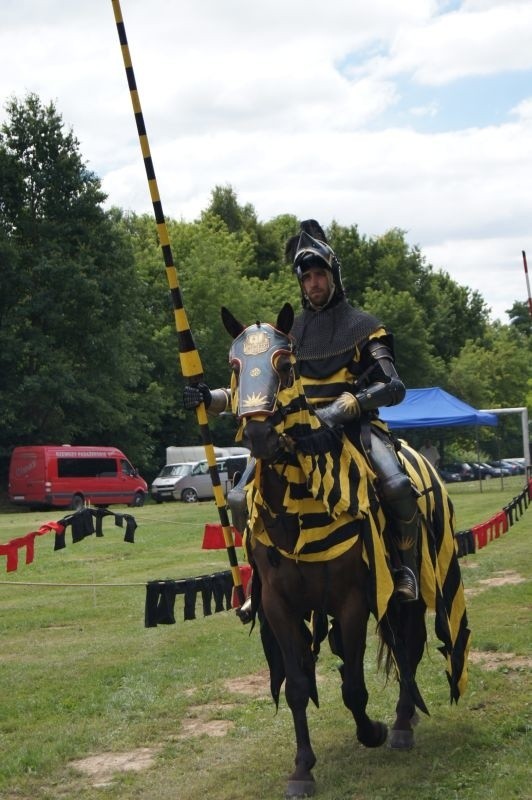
[285,219,345,308]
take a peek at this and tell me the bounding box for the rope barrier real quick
[0,581,144,587]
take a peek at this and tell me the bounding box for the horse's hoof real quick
[357,721,388,748]
[285,778,316,797]
[388,728,415,750]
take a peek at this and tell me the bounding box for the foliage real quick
[363,285,445,387]
[0,95,162,475]
[0,93,530,485]
[446,324,532,457]
[506,300,532,335]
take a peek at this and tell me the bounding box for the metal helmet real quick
[287,220,345,309]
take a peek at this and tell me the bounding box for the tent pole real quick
[476,428,482,493]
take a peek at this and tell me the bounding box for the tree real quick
[507,300,532,336]
[362,285,445,388]
[447,323,532,456]
[0,95,160,474]
[424,271,489,363]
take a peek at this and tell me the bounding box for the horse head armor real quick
[222,303,295,419]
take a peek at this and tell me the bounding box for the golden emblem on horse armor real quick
[243,331,270,355]
[242,391,269,409]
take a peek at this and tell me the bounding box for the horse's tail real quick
[376,622,397,683]
[376,607,430,715]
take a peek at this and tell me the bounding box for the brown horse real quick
[222,303,470,798]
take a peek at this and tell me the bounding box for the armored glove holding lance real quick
[182,383,231,415]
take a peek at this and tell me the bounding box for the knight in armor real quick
[183,219,421,609]
[284,219,420,603]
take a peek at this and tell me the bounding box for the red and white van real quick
[8,445,148,510]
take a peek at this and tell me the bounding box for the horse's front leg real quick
[261,591,317,798]
[388,601,427,750]
[335,597,388,749]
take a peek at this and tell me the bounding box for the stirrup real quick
[236,597,253,624]
[394,567,419,602]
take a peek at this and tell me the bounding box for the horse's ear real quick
[221,306,245,339]
[276,303,294,335]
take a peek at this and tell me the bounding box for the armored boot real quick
[392,511,420,602]
[235,573,254,624]
[227,457,255,537]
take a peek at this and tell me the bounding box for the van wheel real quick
[181,488,198,503]
[71,494,84,511]
[130,491,145,507]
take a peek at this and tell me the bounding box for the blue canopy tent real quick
[379,387,498,429]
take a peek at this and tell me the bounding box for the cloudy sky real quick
[2,0,531,322]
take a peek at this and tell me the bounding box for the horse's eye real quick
[273,354,293,386]
[273,355,290,372]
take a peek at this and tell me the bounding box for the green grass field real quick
[0,476,530,800]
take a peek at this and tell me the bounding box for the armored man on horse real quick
[186,219,423,603]
[183,220,470,797]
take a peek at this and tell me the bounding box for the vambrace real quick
[312,338,406,427]
[355,338,405,411]
[208,388,231,415]
[354,377,405,412]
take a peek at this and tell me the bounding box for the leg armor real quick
[366,431,420,602]
[227,457,255,535]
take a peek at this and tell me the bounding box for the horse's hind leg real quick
[334,603,388,748]
[389,602,427,750]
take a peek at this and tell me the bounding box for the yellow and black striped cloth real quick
[241,377,470,703]
[398,441,470,701]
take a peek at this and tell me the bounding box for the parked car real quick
[488,460,519,476]
[440,462,475,481]
[502,458,527,474]
[150,462,189,503]
[471,462,502,479]
[438,467,462,483]
[9,445,147,509]
[151,454,250,503]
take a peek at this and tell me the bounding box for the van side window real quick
[121,459,135,477]
[192,461,209,475]
[57,457,117,478]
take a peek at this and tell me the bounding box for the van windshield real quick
[160,464,190,478]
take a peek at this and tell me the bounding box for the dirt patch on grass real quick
[465,569,526,597]
[224,669,271,697]
[179,702,236,738]
[180,717,235,737]
[69,746,161,787]
[469,650,532,670]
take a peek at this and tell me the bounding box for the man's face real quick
[300,266,331,307]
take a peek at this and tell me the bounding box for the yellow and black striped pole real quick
[111,0,245,605]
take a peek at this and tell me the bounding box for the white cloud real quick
[511,97,532,120]
[1,0,531,324]
[379,2,532,84]
[424,236,528,322]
